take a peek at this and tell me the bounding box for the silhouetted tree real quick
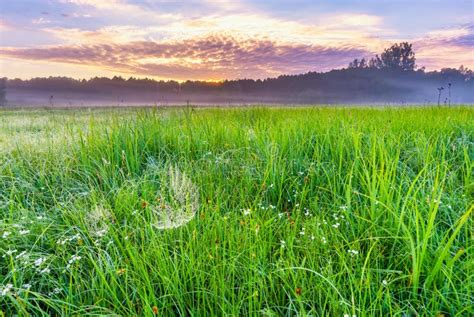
[0,78,6,106]
[348,58,368,69]
[370,42,416,71]
[458,65,473,80]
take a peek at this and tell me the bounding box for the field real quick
[0,106,473,316]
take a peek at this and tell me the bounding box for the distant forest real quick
[1,43,473,106]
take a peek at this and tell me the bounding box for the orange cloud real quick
[0,35,368,80]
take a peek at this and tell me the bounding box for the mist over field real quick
[3,66,474,107]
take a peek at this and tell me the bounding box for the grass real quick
[0,106,473,316]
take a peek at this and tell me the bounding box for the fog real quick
[2,67,473,107]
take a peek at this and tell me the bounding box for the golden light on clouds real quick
[1,0,472,80]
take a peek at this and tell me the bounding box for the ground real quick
[0,106,473,316]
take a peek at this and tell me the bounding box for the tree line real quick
[2,43,473,106]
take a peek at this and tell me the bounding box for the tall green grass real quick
[0,106,473,316]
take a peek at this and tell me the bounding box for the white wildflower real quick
[34,257,46,266]
[68,254,82,264]
[332,222,340,228]
[57,233,81,245]
[22,283,31,290]
[15,251,27,259]
[0,284,13,297]
[48,287,62,296]
[280,240,286,248]
[39,267,50,274]
[2,231,11,239]
[94,228,108,238]
[348,249,359,256]
[3,249,17,257]
[382,279,388,287]
[19,229,30,235]
[242,208,252,216]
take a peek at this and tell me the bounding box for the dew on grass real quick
[85,205,111,237]
[152,166,199,230]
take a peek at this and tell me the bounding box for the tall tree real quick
[370,42,416,71]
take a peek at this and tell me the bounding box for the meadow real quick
[0,106,472,316]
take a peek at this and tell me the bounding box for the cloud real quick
[439,23,474,48]
[58,0,120,10]
[32,17,52,25]
[2,1,472,79]
[3,20,471,80]
[37,11,388,52]
[0,35,367,80]
[56,0,171,22]
[414,23,474,69]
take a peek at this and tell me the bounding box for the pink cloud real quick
[0,35,367,79]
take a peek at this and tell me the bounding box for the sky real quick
[0,0,473,81]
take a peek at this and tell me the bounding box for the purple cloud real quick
[0,36,368,79]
